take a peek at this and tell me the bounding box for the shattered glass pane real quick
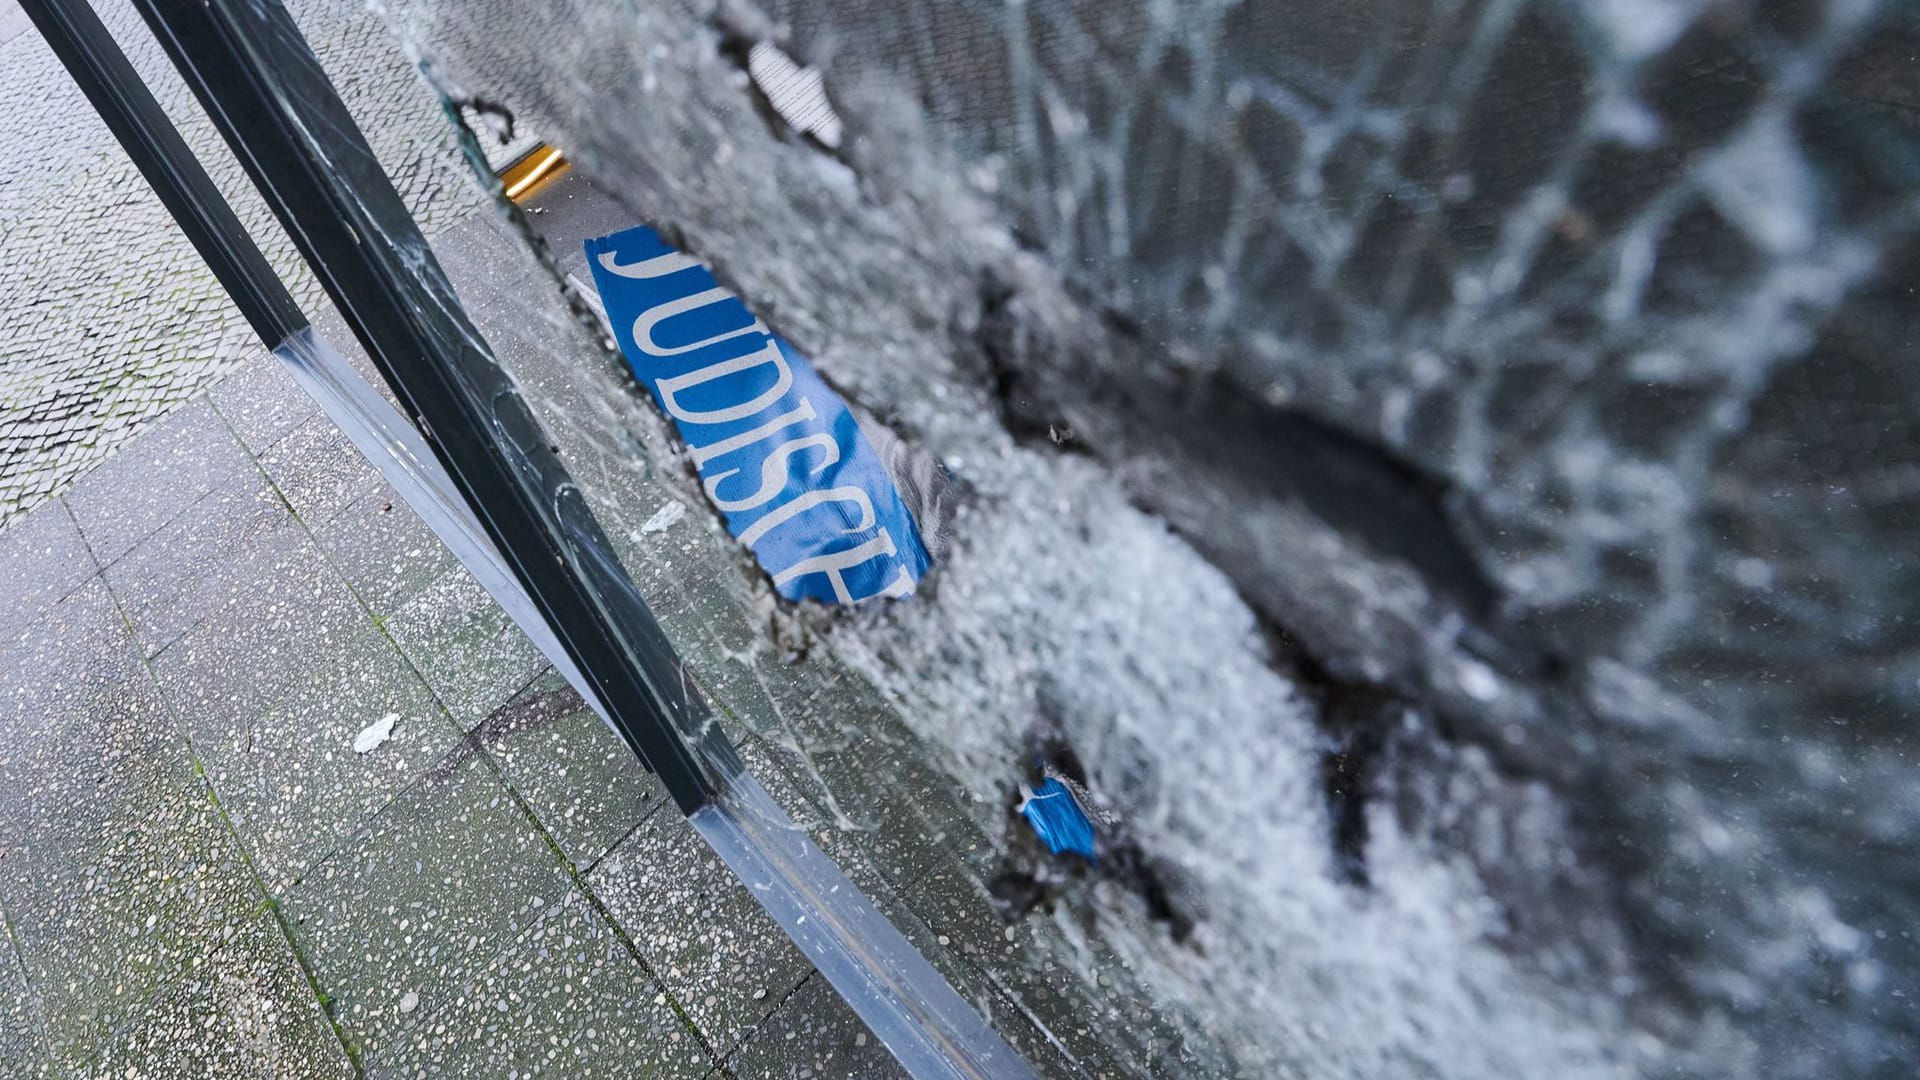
[327,0,1920,1075]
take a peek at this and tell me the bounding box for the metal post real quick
[14,0,613,756]
[124,0,730,813]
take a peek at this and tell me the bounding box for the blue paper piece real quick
[1019,776,1098,861]
[585,225,931,604]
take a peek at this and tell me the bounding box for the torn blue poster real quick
[585,225,931,604]
[1019,774,1099,861]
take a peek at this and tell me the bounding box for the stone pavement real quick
[0,324,1141,1078]
[0,0,479,527]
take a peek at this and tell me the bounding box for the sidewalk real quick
[0,205,1182,1077]
[0,0,477,526]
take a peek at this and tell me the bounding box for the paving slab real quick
[100,468,304,658]
[136,502,461,892]
[255,412,383,527]
[479,673,669,871]
[0,499,95,642]
[726,973,907,1080]
[723,734,913,907]
[384,567,548,731]
[851,885,1084,1080]
[173,615,464,892]
[208,355,323,456]
[0,914,43,1077]
[0,143,1116,1080]
[577,518,991,905]
[0,0,476,526]
[146,539,384,761]
[587,803,813,1057]
[0,671,259,1071]
[87,908,354,1080]
[746,725,984,901]
[279,747,574,1064]
[369,885,709,1079]
[660,751,1084,1080]
[310,482,463,619]
[0,668,181,876]
[0,576,144,751]
[581,728,1081,1076]
[62,399,256,567]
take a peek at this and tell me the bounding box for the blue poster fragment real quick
[1018,774,1098,861]
[585,225,931,604]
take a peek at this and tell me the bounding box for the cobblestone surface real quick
[0,0,483,527]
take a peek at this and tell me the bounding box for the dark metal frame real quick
[119,0,734,814]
